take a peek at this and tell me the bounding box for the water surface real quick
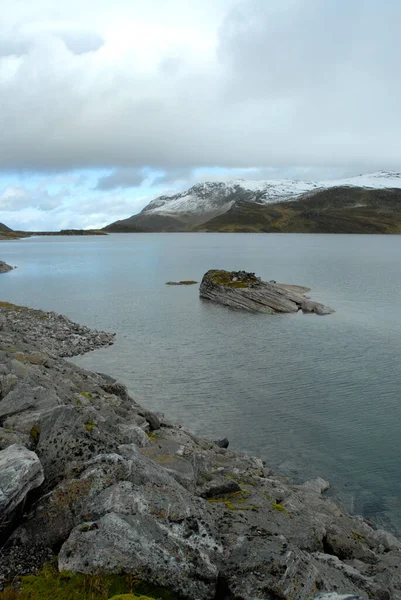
[1,233,401,531]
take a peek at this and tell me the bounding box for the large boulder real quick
[200,269,334,314]
[0,444,44,528]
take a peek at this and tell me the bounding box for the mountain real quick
[197,186,401,233]
[0,222,13,233]
[103,171,401,233]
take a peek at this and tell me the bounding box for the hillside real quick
[0,222,27,240]
[197,187,401,233]
[104,171,401,234]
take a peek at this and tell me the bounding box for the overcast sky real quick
[1,0,400,230]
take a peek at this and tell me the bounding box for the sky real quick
[1,0,400,230]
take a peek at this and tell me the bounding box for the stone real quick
[0,261,13,274]
[200,269,334,315]
[0,444,44,527]
[139,409,161,431]
[59,512,220,600]
[197,474,241,499]
[214,437,229,448]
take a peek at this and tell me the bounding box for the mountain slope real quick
[197,187,401,233]
[103,171,401,233]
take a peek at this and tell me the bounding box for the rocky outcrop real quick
[200,269,334,315]
[0,301,115,357]
[0,445,44,528]
[1,303,401,600]
[0,261,13,274]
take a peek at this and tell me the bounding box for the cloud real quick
[0,28,104,57]
[0,184,68,211]
[96,168,148,190]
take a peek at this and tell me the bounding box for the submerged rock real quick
[0,261,13,274]
[166,280,198,285]
[200,269,334,315]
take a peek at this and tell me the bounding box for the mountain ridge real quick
[104,171,401,233]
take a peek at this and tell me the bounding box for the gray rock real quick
[59,512,220,600]
[0,444,44,527]
[0,261,13,274]
[214,437,229,448]
[312,595,366,599]
[200,269,334,315]
[139,409,161,431]
[197,474,241,499]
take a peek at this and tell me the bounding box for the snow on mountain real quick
[142,171,401,216]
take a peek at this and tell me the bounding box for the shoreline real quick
[1,300,401,598]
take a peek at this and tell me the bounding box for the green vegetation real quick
[271,503,291,517]
[207,270,252,288]
[0,562,179,600]
[85,420,95,432]
[351,530,365,543]
[29,425,41,447]
[80,392,93,401]
[206,489,262,511]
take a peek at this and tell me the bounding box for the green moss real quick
[80,391,93,401]
[208,270,251,288]
[271,502,290,516]
[0,562,180,600]
[146,431,158,441]
[85,420,95,432]
[30,425,41,447]
[351,530,365,542]
[207,489,256,510]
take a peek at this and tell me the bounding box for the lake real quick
[1,233,401,532]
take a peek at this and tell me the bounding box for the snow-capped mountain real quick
[104,170,401,233]
[141,171,401,217]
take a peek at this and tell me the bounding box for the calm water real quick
[1,233,401,532]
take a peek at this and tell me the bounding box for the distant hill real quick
[0,222,25,239]
[103,171,401,234]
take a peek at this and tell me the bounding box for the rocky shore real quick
[200,270,334,315]
[0,301,400,599]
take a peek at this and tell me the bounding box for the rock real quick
[139,409,161,431]
[0,301,115,357]
[166,280,198,285]
[197,474,241,499]
[312,595,367,599]
[59,512,220,600]
[200,269,334,315]
[214,437,229,448]
[0,445,44,528]
[0,261,13,274]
